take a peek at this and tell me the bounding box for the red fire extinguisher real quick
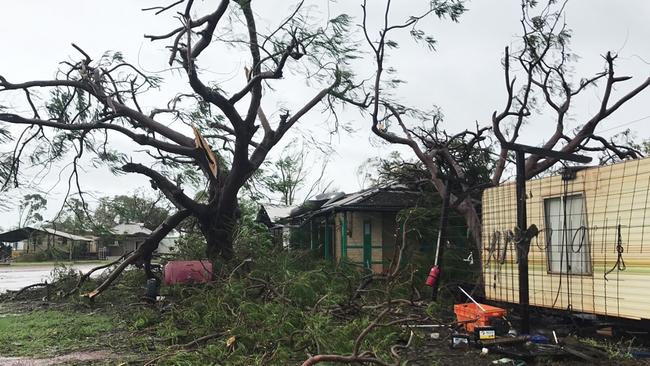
[425,231,443,287]
[425,265,440,287]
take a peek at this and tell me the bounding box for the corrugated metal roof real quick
[293,184,419,219]
[40,227,93,242]
[320,189,377,210]
[262,204,298,223]
[111,223,152,236]
[0,226,92,242]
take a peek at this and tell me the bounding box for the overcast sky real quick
[0,0,649,229]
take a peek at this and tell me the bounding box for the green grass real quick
[0,310,118,357]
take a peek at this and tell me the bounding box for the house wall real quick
[9,233,94,259]
[331,211,398,273]
[158,236,180,254]
[21,233,69,253]
[482,157,650,320]
[112,236,147,256]
[10,240,27,257]
[381,212,399,264]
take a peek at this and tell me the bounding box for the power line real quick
[596,115,650,134]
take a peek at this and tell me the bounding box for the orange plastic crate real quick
[454,303,507,332]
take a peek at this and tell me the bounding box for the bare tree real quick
[339,0,650,257]
[0,0,355,297]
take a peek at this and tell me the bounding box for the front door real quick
[324,218,333,261]
[363,219,372,269]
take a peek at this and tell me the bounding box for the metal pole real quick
[432,181,451,301]
[515,151,530,334]
[498,143,590,335]
[433,231,442,266]
[458,286,487,312]
[310,220,314,250]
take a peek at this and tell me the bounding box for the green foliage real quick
[580,337,634,360]
[47,191,170,241]
[18,193,47,227]
[256,141,309,205]
[136,249,412,365]
[232,199,274,257]
[172,222,207,260]
[93,192,170,230]
[12,251,50,262]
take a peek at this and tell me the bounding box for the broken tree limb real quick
[301,309,393,366]
[10,282,54,300]
[176,331,228,349]
[65,253,129,298]
[300,354,390,366]
[83,209,191,300]
[390,330,414,363]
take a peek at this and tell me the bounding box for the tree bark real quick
[199,210,236,261]
[456,199,482,253]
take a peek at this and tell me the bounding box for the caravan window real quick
[544,194,591,274]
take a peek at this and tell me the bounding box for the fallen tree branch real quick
[10,282,54,300]
[390,330,414,362]
[65,253,129,297]
[300,354,390,366]
[175,331,228,349]
[83,209,191,300]
[301,308,393,366]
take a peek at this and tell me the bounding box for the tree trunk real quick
[456,199,482,264]
[199,212,236,261]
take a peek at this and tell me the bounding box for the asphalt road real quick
[0,263,103,293]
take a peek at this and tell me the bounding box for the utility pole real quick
[503,142,591,334]
[432,180,451,301]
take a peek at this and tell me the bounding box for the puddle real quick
[0,264,106,294]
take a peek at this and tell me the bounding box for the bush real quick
[13,251,50,262]
[172,230,207,260]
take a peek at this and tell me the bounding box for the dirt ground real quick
[0,351,112,366]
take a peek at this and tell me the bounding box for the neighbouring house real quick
[158,230,180,255]
[277,185,422,273]
[99,223,179,259]
[100,223,151,258]
[256,204,298,247]
[482,157,650,322]
[0,226,95,260]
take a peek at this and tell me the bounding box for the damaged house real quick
[257,204,298,248]
[275,185,423,273]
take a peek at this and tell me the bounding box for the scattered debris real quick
[450,334,471,349]
[491,357,526,366]
[454,287,508,334]
[561,336,609,362]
